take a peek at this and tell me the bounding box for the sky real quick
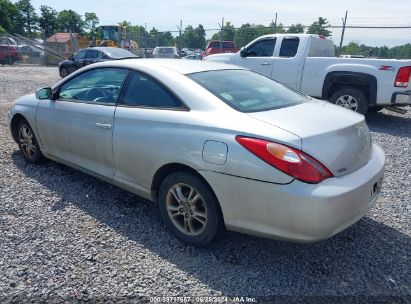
[25,0,411,46]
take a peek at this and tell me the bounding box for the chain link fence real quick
[1,24,410,65]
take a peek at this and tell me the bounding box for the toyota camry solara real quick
[8,59,385,246]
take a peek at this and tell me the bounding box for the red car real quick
[201,41,239,59]
[0,45,20,65]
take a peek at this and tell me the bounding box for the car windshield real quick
[102,48,137,59]
[188,69,309,112]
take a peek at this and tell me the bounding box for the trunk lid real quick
[248,100,372,177]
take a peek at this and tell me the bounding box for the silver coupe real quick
[8,59,385,246]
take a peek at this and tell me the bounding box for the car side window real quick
[246,39,276,57]
[58,68,129,104]
[279,37,299,57]
[119,71,184,109]
[74,50,87,61]
[86,49,101,59]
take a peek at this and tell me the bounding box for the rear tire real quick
[329,87,368,115]
[158,172,223,246]
[16,120,44,164]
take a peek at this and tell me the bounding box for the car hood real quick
[248,100,372,177]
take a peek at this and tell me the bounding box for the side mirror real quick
[36,87,52,100]
[240,47,247,57]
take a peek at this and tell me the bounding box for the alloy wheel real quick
[165,183,208,236]
[19,125,37,159]
[335,95,359,111]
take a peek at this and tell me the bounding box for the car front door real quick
[36,67,129,178]
[113,70,188,189]
[237,38,276,76]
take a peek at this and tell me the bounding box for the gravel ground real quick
[0,65,410,303]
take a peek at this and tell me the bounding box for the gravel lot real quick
[0,65,410,303]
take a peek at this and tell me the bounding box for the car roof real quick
[106,59,246,75]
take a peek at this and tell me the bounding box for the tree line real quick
[0,0,410,59]
[0,0,99,38]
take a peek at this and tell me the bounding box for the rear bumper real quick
[200,144,385,242]
[391,90,411,105]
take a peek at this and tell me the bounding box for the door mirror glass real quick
[36,87,52,100]
[240,47,247,57]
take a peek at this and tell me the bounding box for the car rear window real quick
[188,70,308,112]
[102,48,137,59]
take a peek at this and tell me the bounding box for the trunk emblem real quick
[337,167,347,173]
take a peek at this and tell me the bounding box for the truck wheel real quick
[329,87,368,115]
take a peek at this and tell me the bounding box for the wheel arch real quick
[322,71,377,105]
[10,113,29,143]
[151,163,225,224]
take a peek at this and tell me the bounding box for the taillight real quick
[235,136,333,184]
[394,66,411,87]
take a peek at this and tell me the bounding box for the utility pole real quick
[273,12,278,33]
[339,11,348,55]
[218,17,224,53]
[144,22,147,58]
[177,19,182,55]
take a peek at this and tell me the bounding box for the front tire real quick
[16,121,44,163]
[158,172,223,246]
[60,67,69,78]
[329,87,368,115]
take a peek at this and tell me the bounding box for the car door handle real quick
[95,123,112,129]
[261,62,271,66]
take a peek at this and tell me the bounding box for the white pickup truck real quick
[204,34,411,114]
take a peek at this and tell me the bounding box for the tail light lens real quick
[235,136,333,184]
[394,66,411,87]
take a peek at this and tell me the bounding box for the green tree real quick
[211,21,236,41]
[181,24,205,49]
[15,0,38,37]
[119,21,147,44]
[390,44,411,59]
[234,23,258,47]
[84,12,99,40]
[287,24,304,33]
[269,21,286,34]
[84,12,99,31]
[377,46,389,58]
[0,0,18,34]
[39,5,57,38]
[193,24,206,49]
[342,42,361,55]
[57,9,84,33]
[307,17,331,37]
